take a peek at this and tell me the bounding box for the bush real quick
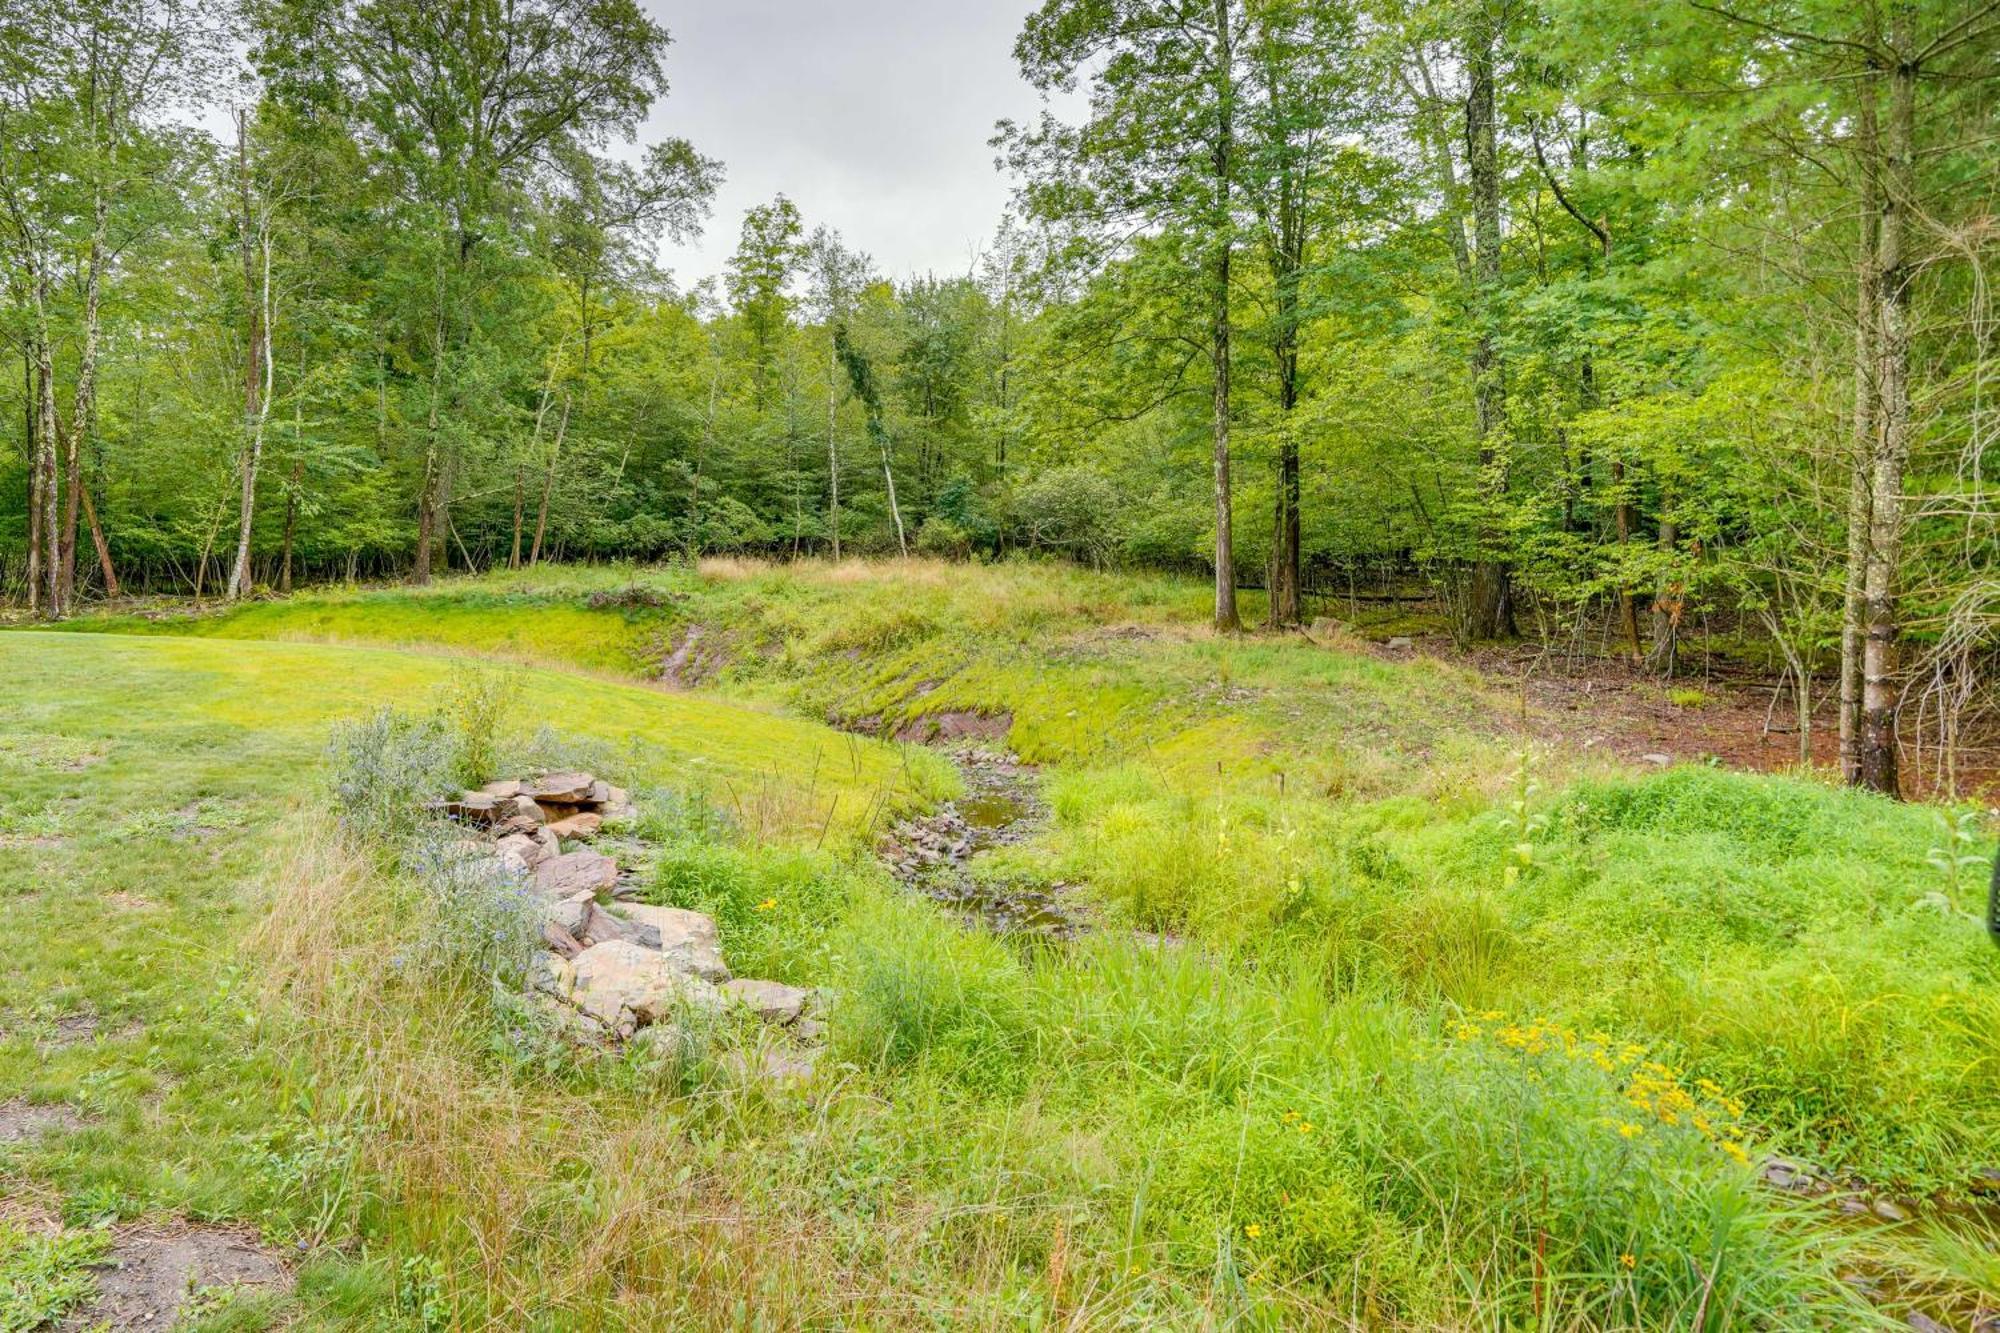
[435,669,518,788]
[328,707,459,842]
[914,516,973,560]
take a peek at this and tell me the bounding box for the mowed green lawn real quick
[0,631,941,1326]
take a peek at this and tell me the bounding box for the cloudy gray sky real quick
[642,2,1058,292]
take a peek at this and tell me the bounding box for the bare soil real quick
[58,1221,292,1331]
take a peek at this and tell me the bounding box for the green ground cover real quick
[10,559,1998,1328]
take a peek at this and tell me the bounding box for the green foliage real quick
[0,1222,109,1332]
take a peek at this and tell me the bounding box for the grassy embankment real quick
[13,557,2000,1328]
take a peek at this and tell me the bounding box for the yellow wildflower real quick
[1620,1253,1636,1270]
[1244,1223,1263,1240]
[755,897,777,912]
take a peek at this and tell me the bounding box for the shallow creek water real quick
[878,746,1084,938]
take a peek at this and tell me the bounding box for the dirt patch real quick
[1420,637,2000,799]
[659,625,730,687]
[0,1098,87,1143]
[892,710,1013,745]
[51,1012,101,1046]
[60,1222,292,1331]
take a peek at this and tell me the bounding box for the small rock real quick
[1970,1167,2000,1195]
[1760,1158,1815,1192]
[535,826,561,858]
[534,850,619,900]
[529,950,576,999]
[454,791,501,821]
[1907,1315,1950,1333]
[1837,1196,1871,1217]
[546,812,603,841]
[545,893,592,938]
[570,940,722,1036]
[497,832,548,869]
[589,780,612,805]
[542,921,584,959]
[721,979,811,1024]
[615,904,730,982]
[1386,636,1413,650]
[482,779,523,799]
[529,771,596,803]
[1641,753,1673,766]
[1871,1198,1909,1224]
[793,1017,827,1042]
[508,794,547,824]
[579,901,662,950]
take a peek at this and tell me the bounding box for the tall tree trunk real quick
[1841,67,1879,785]
[279,455,302,594]
[1859,24,1915,798]
[1646,515,1680,675]
[79,482,118,599]
[826,334,841,558]
[530,394,570,567]
[880,422,907,556]
[23,343,41,615]
[59,171,110,611]
[228,111,270,601]
[510,467,524,569]
[31,274,59,618]
[1210,0,1240,631]
[1462,0,1513,640]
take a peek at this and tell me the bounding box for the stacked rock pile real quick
[434,771,821,1063]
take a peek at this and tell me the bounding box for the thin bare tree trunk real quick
[228,110,273,601]
[31,274,58,617]
[510,467,524,569]
[1462,0,1512,640]
[530,394,570,567]
[826,333,841,559]
[1210,0,1240,631]
[79,482,118,598]
[279,455,302,593]
[880,426,907,556]
[1859,24,1915,798]
[23,342,41,615]
[1841,67,1879,784]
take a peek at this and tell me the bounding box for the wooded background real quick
[3,0,1998,796]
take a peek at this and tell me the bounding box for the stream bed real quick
[878,746,1084,939]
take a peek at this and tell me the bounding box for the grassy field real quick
[8,558,1999,1329]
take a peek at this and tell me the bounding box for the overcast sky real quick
[643,1,1059,292]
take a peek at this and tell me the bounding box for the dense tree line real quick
[4,0,1999,794]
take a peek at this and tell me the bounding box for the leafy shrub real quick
[435,669,518,788]
[401,826,542,985]
[914,516,973,560]
[328,707,459,842]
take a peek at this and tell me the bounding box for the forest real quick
[1,0,1994,800]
